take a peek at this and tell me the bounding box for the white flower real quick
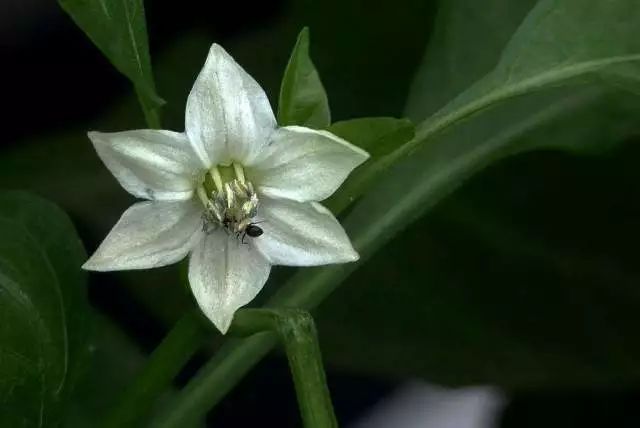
[83,44,369,333]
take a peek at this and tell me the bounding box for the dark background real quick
[2,0,640,426]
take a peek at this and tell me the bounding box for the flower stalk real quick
[230,309,338,428]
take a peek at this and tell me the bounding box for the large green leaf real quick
[314,126,640,387]
[58,0,163,127]
[0,192,88,426]
[314,0,640,384]
[332,0,640,214]
[409,0,640,146]
[404,0,538,120]
[277,27,331,129]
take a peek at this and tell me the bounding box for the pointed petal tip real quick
[212,313,234,335]
[81,252,121,272]
[206,43,231,61]
[338,246,360,264]
[87,130,101,143]
[81,256,106,272]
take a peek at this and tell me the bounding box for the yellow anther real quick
[210,166,224,192]
[233,162,246,184]
[196,185,209,208]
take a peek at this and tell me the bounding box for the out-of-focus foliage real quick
[0,192,88,426]
[65,315,198,426]
[316,0,640,386]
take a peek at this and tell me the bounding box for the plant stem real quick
[104,310,209,428]
[233,309,338,428]
[151,309,337,428]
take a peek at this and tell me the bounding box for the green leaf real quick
[330,0,640,214]
[58,0,163,127]
[410,0,640,147]
[314,0,640,385]
[404,0,538,120]
[0,191,89,426]
[278,27,331,129]
[328,117,415,158]
[317,143,640,386]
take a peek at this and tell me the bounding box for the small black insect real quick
[240,223,264,244]
[245,224,263,237]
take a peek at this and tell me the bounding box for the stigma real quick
[197,163,260,237]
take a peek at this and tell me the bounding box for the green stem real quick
[151,309,337,428]
[233,309,338,428]
[104,310,209,428]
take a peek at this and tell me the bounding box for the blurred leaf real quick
[58,0,163,127]
[317,144,640,387]
[312,0,640,385]
[329,0,640,213]
[328,117,414,158]
[64,314,145,425]
[283,0,640,385]
[411,0,640,143]
[404,0,537,119]
[277,27,331,129]
[0,191,89,426]
[334,0,640,216]
[64,314,204,427]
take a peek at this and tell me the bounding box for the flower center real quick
[197,163,261,237]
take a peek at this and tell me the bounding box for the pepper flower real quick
[83,44,369,332]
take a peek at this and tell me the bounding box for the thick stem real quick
[104,310,209,428]
[232,309,338,428]
[275,310,338,428]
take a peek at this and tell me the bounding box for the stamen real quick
[196,185,209,207]
[224,183,234,209]
[210,166,224,192]
[200,162,261,239]
[233,162,246,184]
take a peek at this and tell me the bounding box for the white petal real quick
[253,196,359,266]
[83,200,203,271]
[188,231,271,333]
[250,126,369,202]
[185,44,277,167]
[89,130,203,201]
